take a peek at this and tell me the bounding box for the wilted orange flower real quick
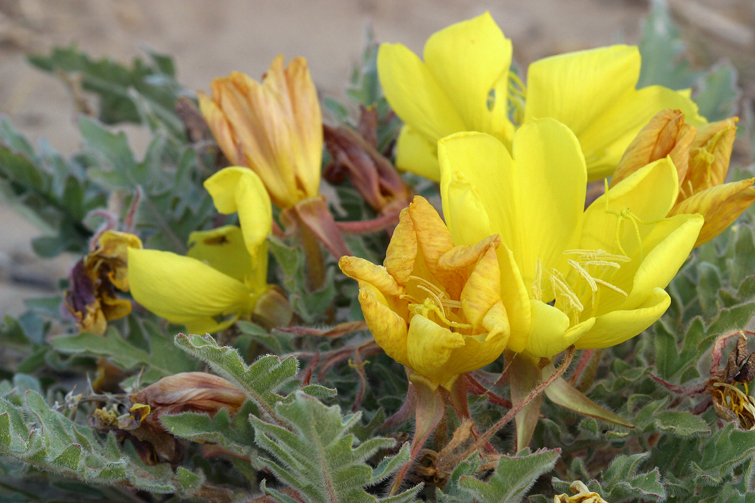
[612,109,755,246]
[339,196,509,391]
[199,55,322,209]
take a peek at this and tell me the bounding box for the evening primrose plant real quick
[2,3,755,503]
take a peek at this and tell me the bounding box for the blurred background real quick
[0,0,753,317]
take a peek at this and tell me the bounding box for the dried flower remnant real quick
[708,332,755,430]
[65,231,143,335]
[612,110,754,246]
[199,55,322,210]
[324,106,412,218]
[90,372,246,464]
[554,481,609,503]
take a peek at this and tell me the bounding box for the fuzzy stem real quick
[451,346,575,463]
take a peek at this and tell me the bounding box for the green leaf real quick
[455,448,560,503]
[254,392,420,503]
[691,424,755,485]
[694,63,740,121]
[51,324,196,384]
[174,333,334,421]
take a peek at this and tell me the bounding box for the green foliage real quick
[254,392,420,503]
[638,0,739,121]
[438,449,560,503]
[51,322,196,385]
[0,390,199,495]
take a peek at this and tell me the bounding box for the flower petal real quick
[582,157,679,256]
[377,42,465,142]
[394,125,441,181]
[671,179,755,246]
[128,248,251,333]
[357,281,409,366]
[339,256,403,297]
[525,300,595,358]
[204,167,272,260]
[438,136,531,350]
[524,45,704,181]
[574,287,670,348]
[512,119,586,291]
[423,12,514,140]
[406,315,464,382]
[383,207,417,284]
[460,245,502,331]
[187,226,253,284]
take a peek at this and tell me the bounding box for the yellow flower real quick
[613,110,755,246]
[438,118,703,359]
[128,167,291,333]
[199,55,323,209]
[339,196,510,391]
[65,231,143,335]
[377,12,705,182]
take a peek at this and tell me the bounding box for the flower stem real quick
[450,346,575,463]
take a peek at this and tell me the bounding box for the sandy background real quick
[0,0,753,318]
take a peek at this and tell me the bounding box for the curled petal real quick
[198,92,240,165]
[406,315,464,381]
[384,208,417,285]
[460,245,502,331]
[357,281,409,366]
[408,196,461,293]
[686,117,738,192]
[438,235,500,271]
[611,109,696,187]
[339,256,404,297]
[671,179,755,246]
[187,226,253,284]
[204,167,272,260]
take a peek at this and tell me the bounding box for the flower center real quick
[533,249,629,326]
[401,275,471,332]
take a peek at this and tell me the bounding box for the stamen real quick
[533,259,543,301]
[567,260,598,292]
[417,284,445,316]
[411,299,472,331]
[593,278,628,297]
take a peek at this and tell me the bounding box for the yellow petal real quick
[187,226,253,283]
[620,213,702,311]
[511,119,586,291]
[128,248,252,333]
[283,56,322,200]
[582,157,679,256]
[496,243,531,353]
[671,179,755,247]
[198,91,240,166]
[339,256,403,297]
[423,12,514,140]
[581,85,706,181]
[204,167,272,260]
[440,168,494,248]
[460,245,502,331]
[575,288,670,349]
[394,125,440,181]
[525,45,641,138]
[377,43,465,142]
[406,315,464,380]
[383,208,417,285]
[408,196,460,292]
[686,117,738,192]
[524,45,704,181]
[525,300,595,358]
[357,281,409,366]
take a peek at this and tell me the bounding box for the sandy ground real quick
[0,0,753,318]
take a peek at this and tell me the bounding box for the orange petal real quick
[339,256,403,297]
[670,179,755,246]
[384,208,417,285]
[358,281,409,366]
